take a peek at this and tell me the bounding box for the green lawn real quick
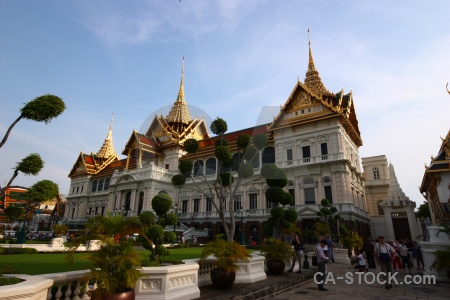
[0,247,205,275]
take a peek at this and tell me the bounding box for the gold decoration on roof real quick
[166,56,192,125]
[97,114,118,160]
[304,29,330,98]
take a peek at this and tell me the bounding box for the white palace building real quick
[65,39,375,243]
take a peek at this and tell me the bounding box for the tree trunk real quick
[0,115,23,149]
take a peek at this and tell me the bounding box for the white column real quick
[406,205,419,240]
[383,206,395,241]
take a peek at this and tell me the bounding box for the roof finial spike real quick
[109,113,114,131]
[176,56,185,104]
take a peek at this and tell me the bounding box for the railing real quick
[40,270,94,300]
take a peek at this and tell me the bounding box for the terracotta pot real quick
[266,260,285,275]
[210,268,236,289]
[91,289,135,300]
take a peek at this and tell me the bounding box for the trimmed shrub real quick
[171,174,186,186]
[270,207,285,218]
[253,134,268,150]
[151,193,172,216]
[236,134,251,149]
[284,209,298,223]
[210,118,228,135]
[280,191,293,206]
[265,186,286,203]
[237,163,254,179]
[179,159,193,175]
[184,138,199,154]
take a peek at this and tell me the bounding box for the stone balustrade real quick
[184,254,267,286]
[40,270,93,300]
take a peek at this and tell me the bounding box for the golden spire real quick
[97,114,117,159]
[167,56,192,124]
[304,28,329,98]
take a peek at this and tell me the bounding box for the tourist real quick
[325,236,334,263]
[374,236,396,290]
[363,237,376,269]
[398,239,412,274]
[315,239,329,291]
[353,249,368,272]
[412,241,424,269]
[288,232,304,274]
[388,240,402,271]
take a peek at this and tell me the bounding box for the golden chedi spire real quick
[97,114,117,160]
[304,29,330,98]
[166,56,192,125]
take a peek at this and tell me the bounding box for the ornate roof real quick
[166,57,192,125]
[268,32,362,147]
[68,119,119,178]
[304,29,330,99]
[96,116,118,160]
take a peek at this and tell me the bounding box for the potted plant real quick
[431,246,450,279]
[261,238,292,275]
[87,239,142,300]
[199,235,251,289]
[66,214,149,300]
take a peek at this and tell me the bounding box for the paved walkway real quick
[270,263,450,300]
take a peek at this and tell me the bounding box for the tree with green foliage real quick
[140,193,178,260]
[0,153,44,199]
[415,202,431,220]
[0,94,65,149]
[4,205,24,223]
[172,117,269,242]
[261,163,298,239]
[314,198,341,241]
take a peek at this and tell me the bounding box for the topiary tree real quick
[0,94,65,149]
[142,193,178,260]
[314,198,341,241]
[262,163,297,239]
[0,153,44,199]
[172,117,268,242]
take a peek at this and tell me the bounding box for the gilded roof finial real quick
[97,114,117,160]
[167,56,192,124]
[307,28,315,72]
[304,29,329,98]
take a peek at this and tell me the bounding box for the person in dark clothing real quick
[363,237,376,269]
[288,232,304,273]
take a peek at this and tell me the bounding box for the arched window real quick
[124,192,131,211]
[91,180,98,192]
[104,178,110,190]
[97,179,104,191]
[373,167,380,180]
[250,152,260,169]
[193,160,204,177]
[262,147,275,164]
[205,158,217,176]
[303,176,315,204]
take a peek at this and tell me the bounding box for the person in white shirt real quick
[374,236,396,290]
[315,239,329,291]
[398,239,412,274]
[353,249,367,272]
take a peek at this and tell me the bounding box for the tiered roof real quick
[268,32,362,147]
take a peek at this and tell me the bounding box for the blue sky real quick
[1,0,449,207]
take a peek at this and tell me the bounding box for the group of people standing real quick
[314,235,424,292]
[373,236,424,290]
